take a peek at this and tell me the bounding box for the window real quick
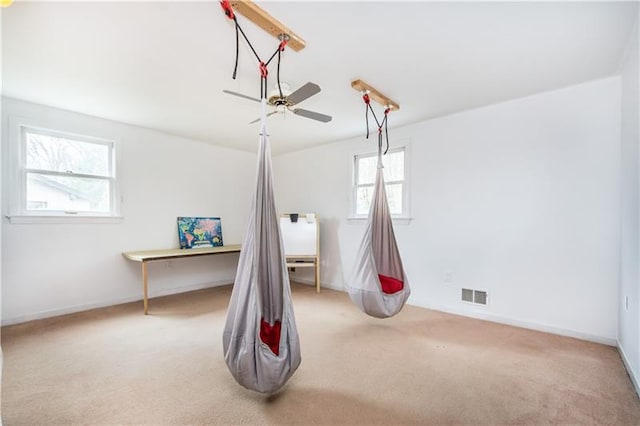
[9,119,120,221]
[352,147,409,218]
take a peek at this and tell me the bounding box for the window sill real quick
[6,215,124,224]
[347,216,413,225]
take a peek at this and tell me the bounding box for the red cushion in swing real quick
[378,274,404,294]
[260,318,282,356]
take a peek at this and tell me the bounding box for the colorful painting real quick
[177,217,223,249]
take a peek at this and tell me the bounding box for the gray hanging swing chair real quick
[222,100,301,393]
[220,2,301,394]
[347,99,410,318]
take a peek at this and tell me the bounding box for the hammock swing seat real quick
[222,99,301,393]
[221,0,301,394]
[347,83,411,318]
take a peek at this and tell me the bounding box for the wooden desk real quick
[123,244,241,314]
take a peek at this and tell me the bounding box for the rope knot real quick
[259,62,268,78]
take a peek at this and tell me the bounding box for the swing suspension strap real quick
[220,0,288,100]
[362,93,391,155]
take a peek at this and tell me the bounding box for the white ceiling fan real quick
[223,82,332,124]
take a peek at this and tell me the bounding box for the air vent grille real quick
[461,288,474,302]
[474,290,487,305]
[461,288,488,305]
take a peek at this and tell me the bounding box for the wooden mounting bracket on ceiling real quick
[230,1,306,51]
[351,79,400,111]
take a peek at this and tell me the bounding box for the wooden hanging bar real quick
[351,79,400,111]
[230,1,306,51]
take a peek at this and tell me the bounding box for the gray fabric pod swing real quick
[347,154,411,318]
[223,100,301,393]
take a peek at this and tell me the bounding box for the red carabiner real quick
[279,39,288,52]
[220,0,234,20]
[363,93,370,105]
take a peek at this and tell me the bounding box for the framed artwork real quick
[177,217,223,249]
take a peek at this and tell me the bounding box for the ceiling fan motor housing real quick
[267,82,292,107]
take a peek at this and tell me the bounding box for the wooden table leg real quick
[142,261,149,315]
[315,260,320,293]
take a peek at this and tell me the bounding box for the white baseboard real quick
[416,301,616,346]
[1,279,233,326]
[4,276,617,349]
[308,279,616,346]
[290,276,343,291]
[618,342,640,398]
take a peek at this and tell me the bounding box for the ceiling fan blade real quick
[292,108,332,123]
[249,111,278,124]
[286,82,321,105]
[223,90,261,103]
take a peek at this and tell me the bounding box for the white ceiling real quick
[2,1,638,154]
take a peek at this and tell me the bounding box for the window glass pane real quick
[385,183,403,215]
[354,148,405,216]
[357,150,404,184]
[357,155,377,185]
[382,150,404,182]
[26,173,110,212]
[356,185,374,215]
[26,131,110,176]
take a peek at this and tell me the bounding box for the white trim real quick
[26,168,112,181]
[347,216,413,225]
[322,280,618,347]
[302,282,616,345]
[6,215,124,224]
[420,300,616,346]
[289,277,318,289]
[618,343,640,398]
[0,279,233,326]
[290,276,342,292]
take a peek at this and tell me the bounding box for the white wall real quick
[1,97,256,324]
[619,16,640,393]
[274,77,621,344]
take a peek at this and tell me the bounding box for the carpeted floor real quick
[2,283,639,425]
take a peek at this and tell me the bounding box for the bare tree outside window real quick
[23,129,114,214]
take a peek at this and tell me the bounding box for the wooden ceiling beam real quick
[351,79,400,111]
[229,1,306,52]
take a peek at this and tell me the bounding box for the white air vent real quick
[461,288,488,305]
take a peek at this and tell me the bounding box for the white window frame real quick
[348,142,411,224]
[7,117,123,224]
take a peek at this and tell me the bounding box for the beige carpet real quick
[2,283,639,425]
